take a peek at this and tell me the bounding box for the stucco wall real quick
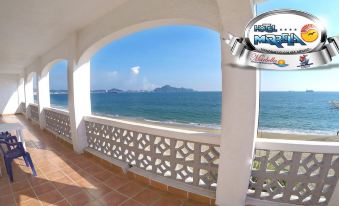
[0,74,20,114]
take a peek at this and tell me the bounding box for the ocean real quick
[50,91,339,135]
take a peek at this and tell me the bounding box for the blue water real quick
[259,92,339,135]
[50,92,339,135]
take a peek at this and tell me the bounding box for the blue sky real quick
[49,0,339,92]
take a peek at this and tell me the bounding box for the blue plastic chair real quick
[0,134,37,182]
[0,132,11,140]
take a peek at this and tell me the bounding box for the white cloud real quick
[107,70,118,77]
[130,66,140,75]
[142,78,156,91]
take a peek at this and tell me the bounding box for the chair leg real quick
[24,153,37,176]
[4,159,13,182]
[3,157,9,178]
[23,156,30,167]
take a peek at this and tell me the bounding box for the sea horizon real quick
[48,90,339,93]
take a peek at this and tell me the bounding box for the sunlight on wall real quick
[0,74,19,114]
[32,73,38,103]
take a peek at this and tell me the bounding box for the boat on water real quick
[330,101,339,108]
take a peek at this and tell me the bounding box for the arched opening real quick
[89,25,222,131]
[48,60,68,109]
[256,0,339,140]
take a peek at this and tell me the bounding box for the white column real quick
[215,1,258,205]
[24,75,34,118]
[37,72,50,129]
[17,75,25,112]
[216,43,259,206]
[68,60,91,153]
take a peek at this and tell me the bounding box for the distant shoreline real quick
[261,91,339,92]
[93,114,339,141]
[258,131,338,142]
[94,113,339,140]
[50,90,223,94]
[49,91,339,94]
[51,103,339,141]
[49,91,339,139]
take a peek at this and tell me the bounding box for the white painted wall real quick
[37,72,50,128]
[17,76,25,104]
[0,74,20,114]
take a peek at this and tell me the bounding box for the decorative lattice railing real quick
[44,107,71,140]
[248,139,339,206]
[20,102,26,114]
[82,115,339,204]
[29,103,39,122]
[84,115,220,192]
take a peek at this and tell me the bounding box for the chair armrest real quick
[5,136,18,144]
[0,140,23,151]
[0,132,11,139]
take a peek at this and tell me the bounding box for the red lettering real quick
[250,54,277,64]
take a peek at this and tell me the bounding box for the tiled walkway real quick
[0,115,210,206]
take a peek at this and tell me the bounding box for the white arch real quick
[76,0,221,64]
[26,71,36,83]
[41,59,68,77]
[21,0,221,72]
[78,18,220,65]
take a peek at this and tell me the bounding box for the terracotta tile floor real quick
[0,115,209,206]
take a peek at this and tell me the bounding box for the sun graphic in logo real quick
[274,59,288,67]
[301,24,319,42]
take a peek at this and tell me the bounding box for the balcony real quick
[1,1,339,206]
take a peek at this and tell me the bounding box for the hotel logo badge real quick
[225,10,339,70]
[298,54,313,69]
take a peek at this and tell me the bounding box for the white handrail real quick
[29,103,38,107]
[44,107,69,116]
[256,138,339,154]
[84,115,220,145]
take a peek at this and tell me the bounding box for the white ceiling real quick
[0,0,127,74]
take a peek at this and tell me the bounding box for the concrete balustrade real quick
[249,139,339,206]
[84,115,220,196]
[28,103,39,123]
[78,115,339,206]
[44,107,72,142]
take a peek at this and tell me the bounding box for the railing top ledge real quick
[84,115,221,145]
[29,103,38,107]
[256,138,339,154]
[44,107,69,115]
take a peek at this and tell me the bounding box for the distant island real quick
[153,85,194,93]
[50,85,195,94]
[107,88,123,93]
[50,89,68,94]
